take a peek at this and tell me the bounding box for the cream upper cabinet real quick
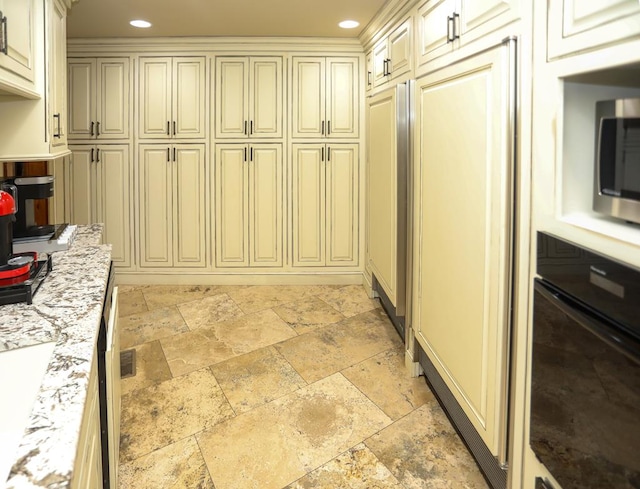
[138,57,206,140]
[417,0,519,66]
[215,143,283,267]
[292,57,358,139]
[68,58,130,140]
[0,0,35,93]
[68,144,131,267]
[548,0,640,59]
[292,143,358,267]
[215,56,283,139]
[50,0,67,147]
[372,18,413,88]
[138,144,206,268]
[413,43,515,456]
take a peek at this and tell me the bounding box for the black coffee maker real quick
[0,183,17,267]
[7,176,56,238]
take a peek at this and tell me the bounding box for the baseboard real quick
[114,271,366,286]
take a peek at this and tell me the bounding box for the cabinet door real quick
[0,0,34,81]
[250,57,283,138]
[326,58,358,138]
[413,45,513,455]
[215,144,249,267]
[292,58,325,138]
[97,145,130,267]
[138,58,171,139]
[48,157,70,224]
[68,146,94,226]
[372,40,389,88]
[173,144,206,267]
[173,58,206,139]
[249,144,282,266]
[68,60,96,139]
[215,57,249,139]
[97,58,129,139]
[139,144,173,267]
[388,19,412,80]
[50,0,67,147]
[292,144,325,266]
[548,0,640,59]
[326,144,358,266]
[417,0,456,66]
[459,0,520,46]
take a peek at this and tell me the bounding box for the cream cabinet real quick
[68,144,131,267]
[417,0,520,65]
[291,57,358,139]
[372,18,413,89]
[138,57,206,140]
[50,0,67,147]
[68,58,130,140]
[214,56,283,139]
[413,43,514,456]
[215,143,283,267]
[71,351,102,489]
[0,0,35,94]
[547,0,640,59]
[138,144,206,268]
[291,143,358,267]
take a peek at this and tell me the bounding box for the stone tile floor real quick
[117,284,489,489]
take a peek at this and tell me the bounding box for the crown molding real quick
[359,0,417,50]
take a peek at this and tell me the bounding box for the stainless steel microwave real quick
[594,98,640,225]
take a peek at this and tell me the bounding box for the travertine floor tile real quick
[210,346,306,414]
[119,368,234,463]
[275,308,401,383]
[117,288,148,318]
[365,400,489,488]
[317,284,380,317]
[120,306,189,349]
[120,340,172,396]
[284,443,404,489]
[226,285,344,314]
[197,373,392,489]
[342,348,434,420]
[177,293,245,330]
[119,436,214,489]
[161,309,297,377]
[273,296,346,334]
[142,284,242,309]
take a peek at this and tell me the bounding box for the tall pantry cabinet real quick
[66,56,132,268]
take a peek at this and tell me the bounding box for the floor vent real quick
[120,349,136,379]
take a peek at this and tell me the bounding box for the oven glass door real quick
[531,279,640,488]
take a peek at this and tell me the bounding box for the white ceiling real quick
[66,0,389,39]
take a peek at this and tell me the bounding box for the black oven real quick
[531,232,640,488]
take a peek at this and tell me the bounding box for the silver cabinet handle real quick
[173,121,176,136]
[90,121,95,136]
[96,121,100,136]
[0,12,7,55]
[53,114,61,138]
[95,148,100,162]
[452,12,460,41]
[167,121,170,135]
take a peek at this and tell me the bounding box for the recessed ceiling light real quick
[130,19,152,28]
[339,20,359,29]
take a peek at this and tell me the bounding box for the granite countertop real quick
[0,224,112,489]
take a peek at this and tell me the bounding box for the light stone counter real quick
[0,224,112,489]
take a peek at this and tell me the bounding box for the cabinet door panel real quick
[97,59,129,139]
[174,58,206,138]
[459,0,520,45]
[417,0,456,65]
[68,146,93,225]
[326,144,358,266]
[139,145,172,266]
[215,58,248,138]
[251,58,282,138]
[51,0,67,147]
[216,145,249,267]
[292,58,325,138]
[174,145,206,266]
[139,58,171,139]
[0,0,34,81]
[372,41,389,88]
[99,145,130,267]
[413,45,513,455]
[68,60,96,139]
[250,144,282,266]
[292,145,325,266]
[326,58,358,138]
[389,19,412,79]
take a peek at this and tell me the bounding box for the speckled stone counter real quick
[0,224,112,489]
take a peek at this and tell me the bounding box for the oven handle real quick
[535,279,640,364]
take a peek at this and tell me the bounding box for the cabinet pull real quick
[173,147,176,162]
[90,121,95,137]
[96,121,100,137]
[167,147,170,162]
[367,71,372,86]
[327,146,331,161]
[321,120,325,136]
[385,58,392,76]
[91,148,95,162]
[250,120,253,135]
[327,121,331,135]
[321,147,324,162]
[250,147,254,161]
[447,15,454,43]
[452,12,460,41]
[96,148,100,162]
[173,121,176,136]
[244,147,247,162]
[53,114,61,138]
[244,120,248,135]
[167,121,170,135]
[0,12,7,56]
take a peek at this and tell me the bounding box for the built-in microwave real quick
[593,98,640,225]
